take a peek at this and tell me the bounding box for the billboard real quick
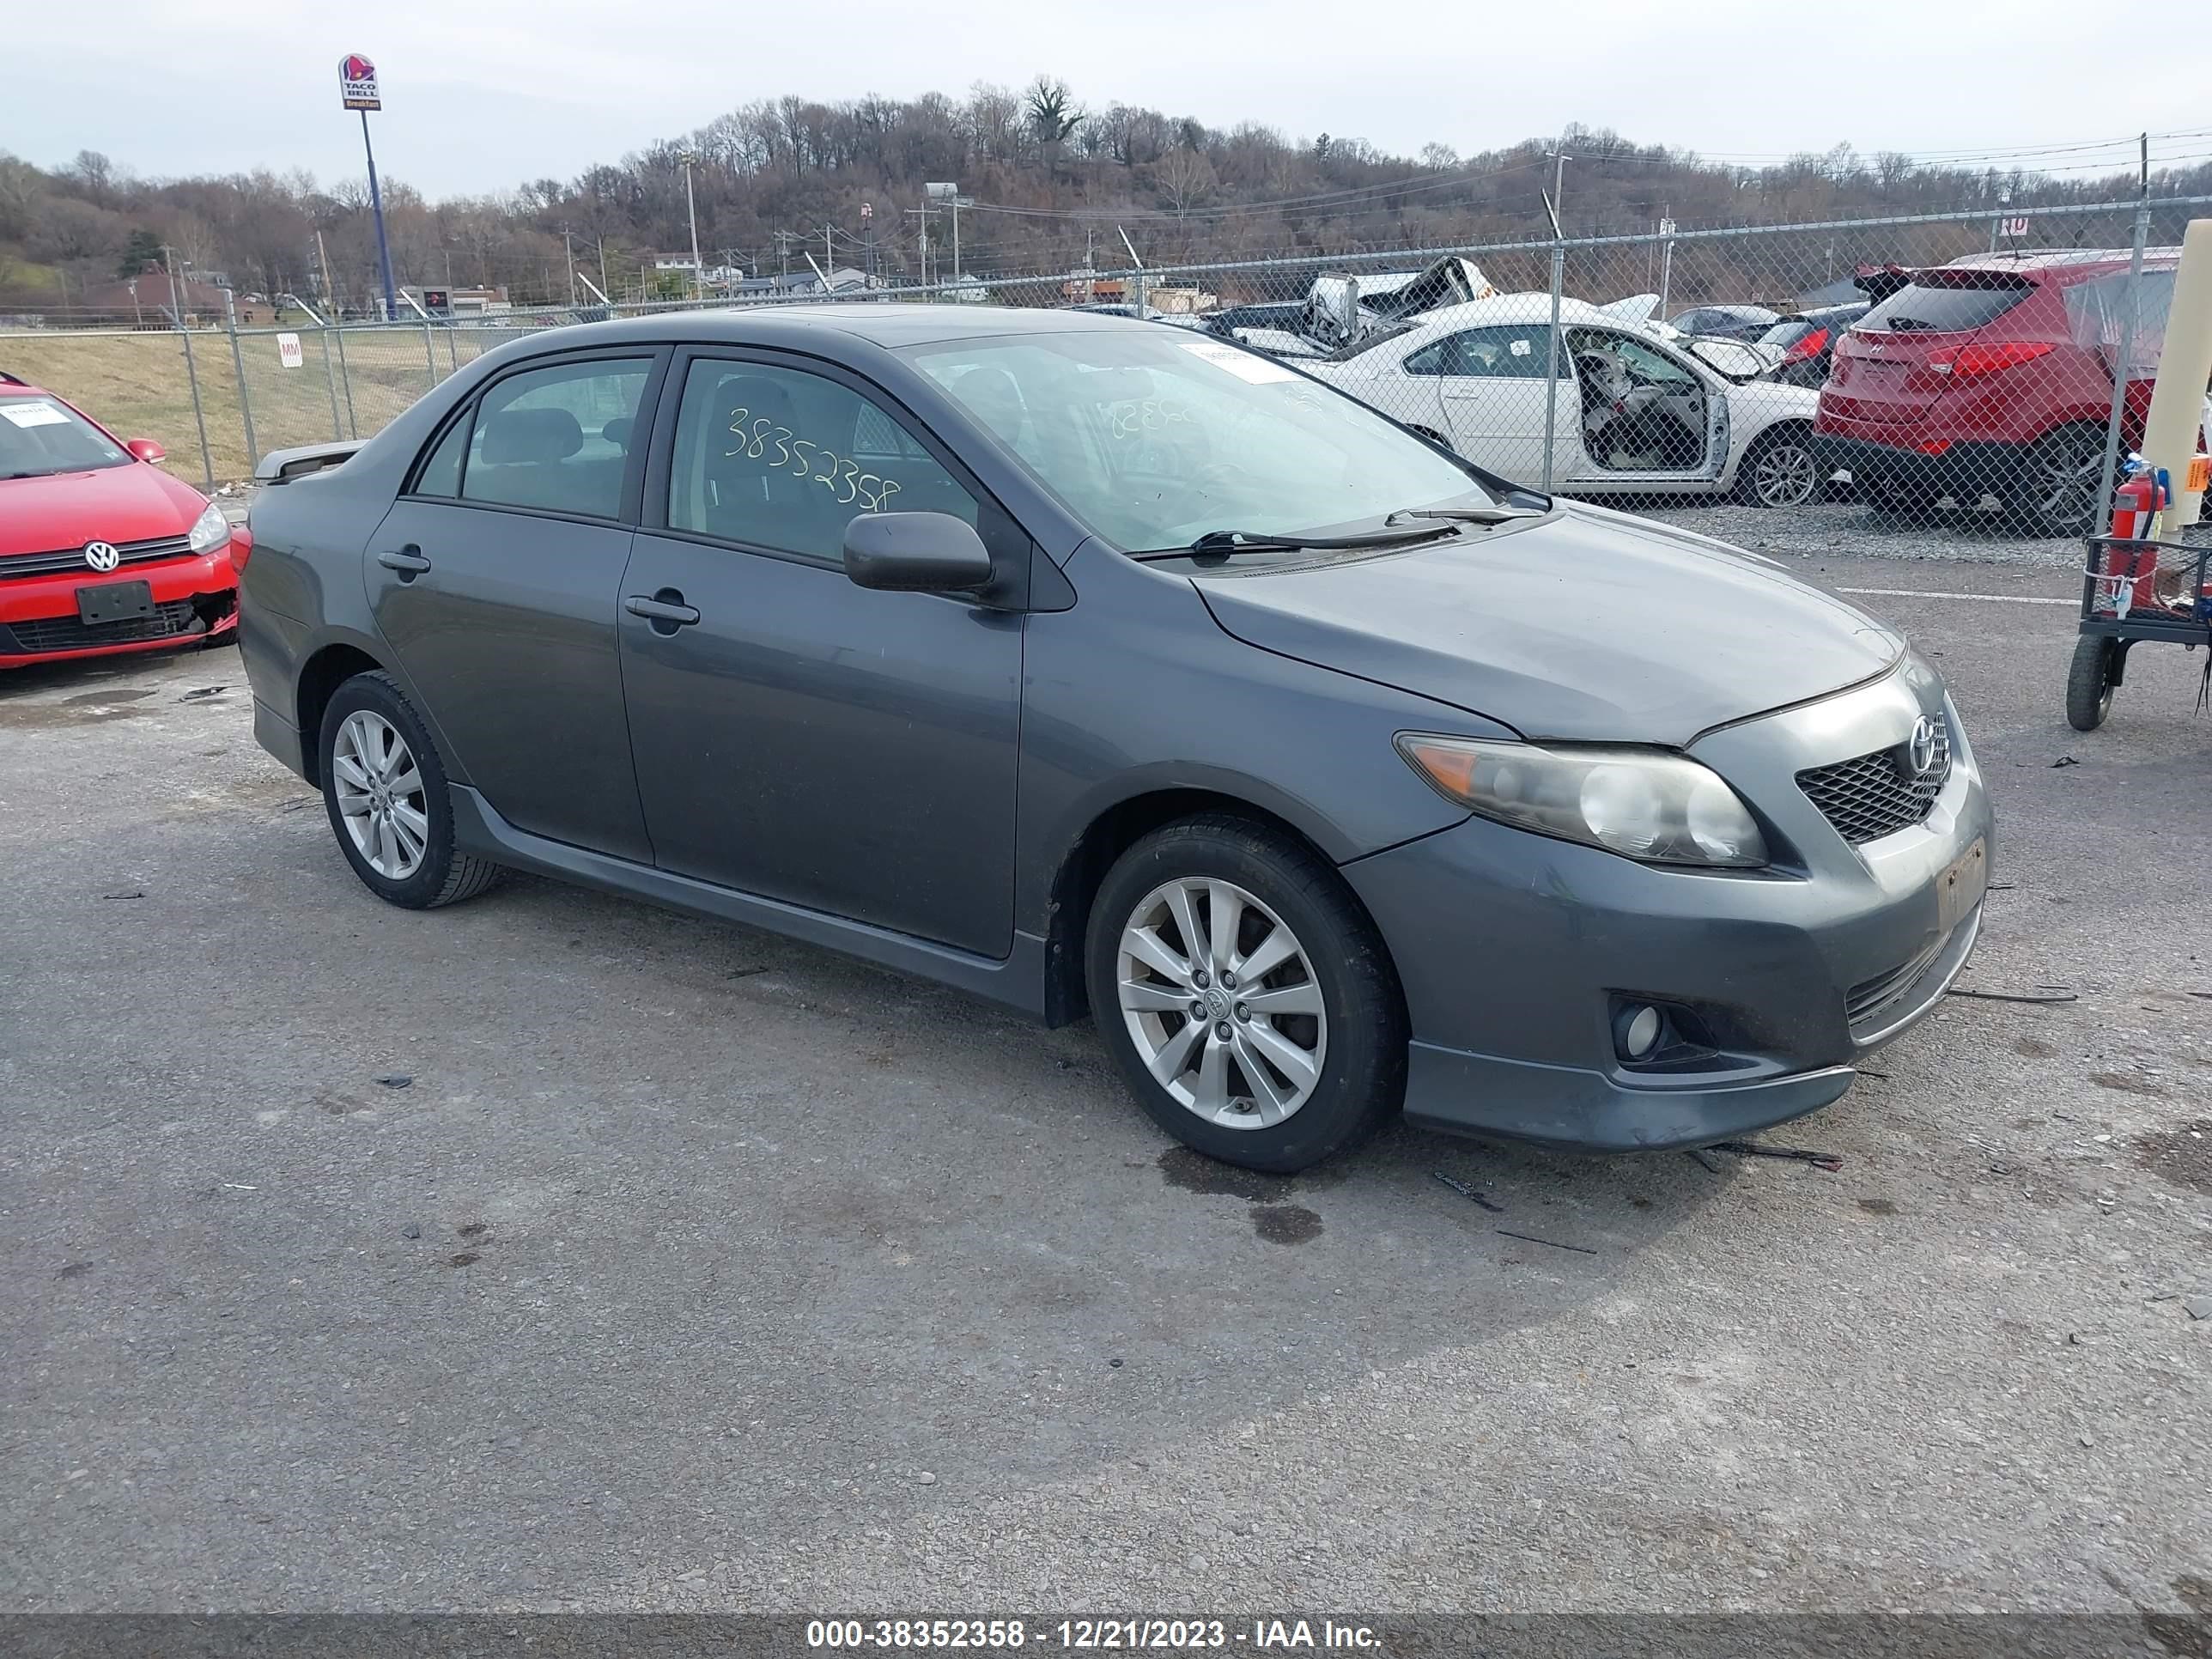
[340,54,380,112]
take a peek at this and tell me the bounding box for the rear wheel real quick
[1085,815,1405,1173]
[2065,635,2118,732]
[2014,424,2106,538]
[318,671,501,909]
[1735,427,1820,508]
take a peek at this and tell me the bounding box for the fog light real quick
[1622,1005,1663,1060]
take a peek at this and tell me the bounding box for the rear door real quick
[1419,324,1583,486]
[367,349,663,862]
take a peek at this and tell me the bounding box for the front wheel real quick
[2065,634,2118,732]
[318,670,501,909]
[1735,427,1820,508]
[1085,815,1406,1173]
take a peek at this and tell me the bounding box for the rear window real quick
[1759,319,1817,348]
[1860,276,2031,335]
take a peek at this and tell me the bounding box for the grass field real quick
[0,325,519,486]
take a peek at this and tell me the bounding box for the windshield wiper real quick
[1388,504,1547,526]
[1186,523,1453,557]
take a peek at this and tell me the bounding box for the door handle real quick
[378,545,432,577]
[625,591,701,628]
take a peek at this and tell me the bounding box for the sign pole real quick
[362,112,398,323]
[341,55,398,322]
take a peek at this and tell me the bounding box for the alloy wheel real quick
[332,709,429,880]
[1115,877,1328,1131]
[1752,439,1820,507]
[2027,429,2105,534]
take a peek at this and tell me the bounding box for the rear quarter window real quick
[1860,277,2032,334]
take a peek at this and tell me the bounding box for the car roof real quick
[1395,293,1619,333]
[498,301,1146,355]
[1934,247,2183,278]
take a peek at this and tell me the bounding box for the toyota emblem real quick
[83,540,121,573]
[1907,715,1939,775]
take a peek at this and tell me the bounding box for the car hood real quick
[1193,504,1904,744]
[0,464,204,556]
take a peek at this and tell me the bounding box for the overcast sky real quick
[6,0,2208,199]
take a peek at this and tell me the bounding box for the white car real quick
[1299,295,1824,508]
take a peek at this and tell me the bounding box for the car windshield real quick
[905,328,1488,552]
[0,394,131,479]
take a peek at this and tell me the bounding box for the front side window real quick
[666,360,976,561]
[459,357,652,519]
[1405,325,1560,379]
[0,396,130,480]
[908,331,1487,552]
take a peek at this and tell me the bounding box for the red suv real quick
[1812,249,2184,536]
[1,374,246,670]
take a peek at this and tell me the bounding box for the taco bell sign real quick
[339,54,381,111]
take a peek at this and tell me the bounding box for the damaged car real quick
[1302,295,1826,508]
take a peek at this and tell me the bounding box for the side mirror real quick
[842,511,994,593]
[125,438,167,465]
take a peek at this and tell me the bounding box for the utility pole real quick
[1543,146,1568,236]
[823,222,836,283]
[562,227,577,307]
[681,153,703,301]
[316,230,337,316]
[903,207,931,285]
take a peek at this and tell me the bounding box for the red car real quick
[1812,249,2184,535]
[1,373,246,670]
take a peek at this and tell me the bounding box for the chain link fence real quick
[6,198,2206,575]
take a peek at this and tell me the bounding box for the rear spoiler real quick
[0,371,27,386]
[254,440,363,484]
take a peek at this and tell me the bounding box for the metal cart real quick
[2067,529,2212,730]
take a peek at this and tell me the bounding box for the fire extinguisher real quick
[2100,462,2169,616]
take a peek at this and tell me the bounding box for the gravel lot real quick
[3,535,2209,1620]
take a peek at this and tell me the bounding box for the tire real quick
[2065,635,2118,732]
[317,670,501,909]
[1735,426,1820,508]
[1085,814,1406,1173]
[2013,424,2106,538]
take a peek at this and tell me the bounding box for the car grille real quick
[1845,938,1947,1025]
[0,533,196,581]
[1796,720,1952,844]
[6,599,203,653]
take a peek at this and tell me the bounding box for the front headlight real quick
[186,500,231,556]
[1396,733,1769,868]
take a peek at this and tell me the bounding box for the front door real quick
[1559,329,1727,484]
[1413,323,1585,488]
[618,351,1024,957]
[367,351,662,862]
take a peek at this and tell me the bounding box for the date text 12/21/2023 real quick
[804,1619,1382,1650]
[726,412,906,513]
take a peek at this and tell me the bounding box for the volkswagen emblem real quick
[82,540,121,573]
[1907,714,1939,775]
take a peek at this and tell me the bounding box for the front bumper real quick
[1345,662,1992,1152]
[0,550,238,668]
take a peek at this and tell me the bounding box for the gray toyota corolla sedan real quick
[238,305,1990,1172]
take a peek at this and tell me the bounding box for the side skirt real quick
[448,785,1049,1018]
